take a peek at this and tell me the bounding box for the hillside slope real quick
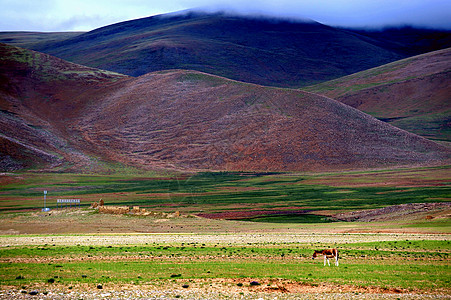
[348,27,451,57]
[69,70,450,171]
[0,31,83,49]
[0,43,127,171]
[303,48,451,142]
[1,43,449,172]
[31,11,404,88]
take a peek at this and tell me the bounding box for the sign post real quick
[42,190,50,212]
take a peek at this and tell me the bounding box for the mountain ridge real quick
[29,11,407,87]
[2,11,449,89]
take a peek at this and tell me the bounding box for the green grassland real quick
[0,166,449,236]
[1,166,449,216]
[1,240,449,293]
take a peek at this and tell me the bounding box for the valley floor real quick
[1,232,449,299]
[0,167,449,298]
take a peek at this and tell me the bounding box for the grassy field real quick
[0,239,449,295]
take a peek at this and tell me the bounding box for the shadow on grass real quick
[241,214,335,223]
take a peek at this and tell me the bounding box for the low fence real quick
[57,199,81,209]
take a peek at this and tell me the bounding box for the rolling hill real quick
[0,43,127,171]
[303,48,451,142]
[1,43,449,172]
[71,70,450,171]
[28,11,409,88]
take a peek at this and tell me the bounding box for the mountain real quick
[1,43,449,172]
[303,48,451,142]
[28,11,409,88]
[2,12,450,89]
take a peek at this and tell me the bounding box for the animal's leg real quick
[335,256,339,266]
[323,255,326,266]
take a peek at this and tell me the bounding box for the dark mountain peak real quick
[64,9,322,45]
[2,10,450,88]
[30,10,404,87]
[164,9,319,26]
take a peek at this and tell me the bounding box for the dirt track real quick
[1,287,449,300]
[1,277,450,300]
[1,232,449,247]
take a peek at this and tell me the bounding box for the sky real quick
[0,0,450,32]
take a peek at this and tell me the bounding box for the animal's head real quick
[312,250,320,259]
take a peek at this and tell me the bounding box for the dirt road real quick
[1,232,448,247]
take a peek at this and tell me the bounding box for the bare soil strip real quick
[1,232,449,247]
[335,202,451,222]
[1,281,449,300]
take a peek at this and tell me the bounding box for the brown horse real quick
[312,248,339,266]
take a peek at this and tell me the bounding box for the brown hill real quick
[0,43,127,171]
[69,70,450,171]
[303,48,451,142]
[0,43,449,172]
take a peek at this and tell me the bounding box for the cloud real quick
[0,0,152,31]
[189,0,451,28]
[0,0,449,31]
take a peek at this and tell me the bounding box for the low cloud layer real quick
[0,0,450,31]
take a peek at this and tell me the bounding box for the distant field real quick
[1,166,449,216]
[0,166,449,235]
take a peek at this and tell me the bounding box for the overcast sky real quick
[1,0,450,32]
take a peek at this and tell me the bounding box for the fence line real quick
[57,199,81,209]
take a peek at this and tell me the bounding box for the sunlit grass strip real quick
[1,259,449,292]
[1,240,448,259]
[1,241,450,292]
